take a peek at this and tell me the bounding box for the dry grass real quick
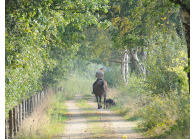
[15,88,55,138]
[106,87,118,99]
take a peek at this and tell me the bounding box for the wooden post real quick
[32,96,33,112]
[26,99,28,116]
[39,92,40,103]
[36,94,38,106]
[28,98,30,115]
[23,100,25,119]
[17,105,19,131]
[40,92,42,103]
[30,96,32,113]
[37,93,39,104]
[29,98,31,114]
[39,92,41,103]
[29,97,31,114]
[32,96,34,111]
[31,96,33,112]
[19,103,22,126]
[9,110,13,139]
[35,94,37,106]
[18,105,20,128]
[36,94,38,105]
[34,95,36,107]
[33,95,35,110]
[32,96,34,112]
[5,119,8,139]
[41,92,42,101]
[13,107,16,136]
[25,99,28,117]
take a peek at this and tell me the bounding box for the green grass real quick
[82,94,93,100]
[77,99,93,109]
[47,100,68,133]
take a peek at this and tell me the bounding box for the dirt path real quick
[62,95,146,139]
[61,96,89,139]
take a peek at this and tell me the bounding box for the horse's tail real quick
[104,80,107,93]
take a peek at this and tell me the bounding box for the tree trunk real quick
[129,47,146,75]
[121,49,129,83]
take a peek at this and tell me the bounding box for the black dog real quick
[106,99,116,107]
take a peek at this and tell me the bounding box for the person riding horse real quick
[92,68,108,109]
[92,68,105,94]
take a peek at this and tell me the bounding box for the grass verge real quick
[15,90,68,138]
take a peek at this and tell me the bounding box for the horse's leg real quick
[104,94,106,109]
[95,94,98,102]
[95,94,99,109]
[99,95,102,109]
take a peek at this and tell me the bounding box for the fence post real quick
[34,95,36,107]
[38,93,39,104]
[23,100,25,120]
[40,92,42,103]
[29,98,31,114]
[33,95,35,110]
[28,98,30,115]
[32,96,34,112]
[39,92,40,103]
[26,99,28,116]
[13,107,16,136]
[30,96,32,113]
[43,90,45,99]
[19,103,22,126]
[9,110,13,139]
[5,119,8,139]
[36,94,38,106]
[25,99,27,117]
[37,93,39,105]
[17,105,19,131]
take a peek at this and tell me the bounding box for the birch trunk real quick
[121,49,129,83]
[129,47,146,75]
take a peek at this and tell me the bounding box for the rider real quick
[92,68,105,94]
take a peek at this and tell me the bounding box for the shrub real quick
[138,92,189,138]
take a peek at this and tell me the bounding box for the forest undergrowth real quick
[107,72,189,139]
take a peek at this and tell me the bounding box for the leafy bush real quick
[138,92,189,138]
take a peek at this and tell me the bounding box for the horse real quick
[93,79,107,109]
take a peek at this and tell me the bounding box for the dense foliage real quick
[5,0,110,114]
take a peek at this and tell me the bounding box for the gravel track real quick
[62,95,146,139]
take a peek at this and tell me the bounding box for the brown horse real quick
[93,79,107,109]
